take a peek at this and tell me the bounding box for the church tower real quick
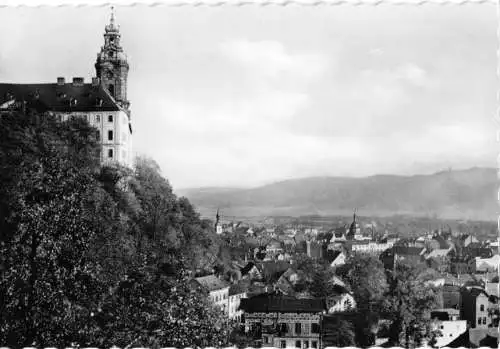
[95,7,130,110]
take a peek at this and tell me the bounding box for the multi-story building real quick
[190,274,230,314]
[228,284,247,322]
[350,240,395,254]
[0,9,133,168]
[240,294,326,349]
[460,286,491,329]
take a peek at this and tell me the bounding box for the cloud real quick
[219,39,328,81]
[396,63,429,87]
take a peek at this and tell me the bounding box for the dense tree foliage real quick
[322,317,355,347]
[336,255,388,313]
[0,112,228,348]
[383,261,442,348]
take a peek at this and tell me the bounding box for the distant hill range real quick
[176,167,498,221]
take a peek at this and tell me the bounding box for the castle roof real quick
[0,82,121,113]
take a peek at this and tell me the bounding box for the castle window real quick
[96,115,101,123]
[295,341,301,348]
[280,341,286,349]
[108,115,113,123]
[312,342,317,349]
[96,130,100,141]
[108,130,113,141]
[108,149,113,158]
[480,305,484,312]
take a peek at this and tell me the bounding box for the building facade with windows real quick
[0,9,133,168]
[460,286,491,329]
[190,274,230,314]
[239,294,325,349]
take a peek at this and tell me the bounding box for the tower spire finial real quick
[110,5,115,25]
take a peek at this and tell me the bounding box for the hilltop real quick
[176,167,497,221]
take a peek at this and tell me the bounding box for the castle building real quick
[0,9,133,168]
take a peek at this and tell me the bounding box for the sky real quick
[0,4,496,189]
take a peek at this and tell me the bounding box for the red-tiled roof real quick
[0,82,120,113]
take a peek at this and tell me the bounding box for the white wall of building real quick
[433,320,467,348]
[59,110,133,168]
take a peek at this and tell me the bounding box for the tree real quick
[0,112,231,348]
[0,112,108,346]
[336,254,388,313]
[383,261,442,348]
[322,317,356,347]
[89,256,230,348]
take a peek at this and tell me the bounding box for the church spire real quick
[95,6,129,109]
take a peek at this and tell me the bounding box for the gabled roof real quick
[425,248,452,260]
[325,250,343,263]
[446,330,477,348]
[0,82,121,113]
[466,286,489,298]
[241,262,258,276]
[239,294,326,313]
[193,274,229,292]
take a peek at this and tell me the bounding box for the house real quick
[465,245,494,259]
[327,250,346,268]
[430,309,467,348]
[429,235,452,250]
[239,294,326,349]
[258,261,291,283]
[241,262,263,281]
[228,282,248,322]
[190,274,230,314]
[460,286,491,329]
[350,240,394,255]
[266,239,284,255]
[326,292,356,313]
[379,245,426,270]
[475,254,500,273]
[327,227,347,249]
[425,247,453,272]
[460,234,480,248]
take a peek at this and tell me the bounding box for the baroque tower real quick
[95,7,130,110]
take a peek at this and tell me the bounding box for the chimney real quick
[92,77,100,86]
[57,77,65,85]
[72,77,84,86]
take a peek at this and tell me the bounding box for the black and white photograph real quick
[0,1,498,348]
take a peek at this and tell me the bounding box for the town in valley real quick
[0,4,497,349]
